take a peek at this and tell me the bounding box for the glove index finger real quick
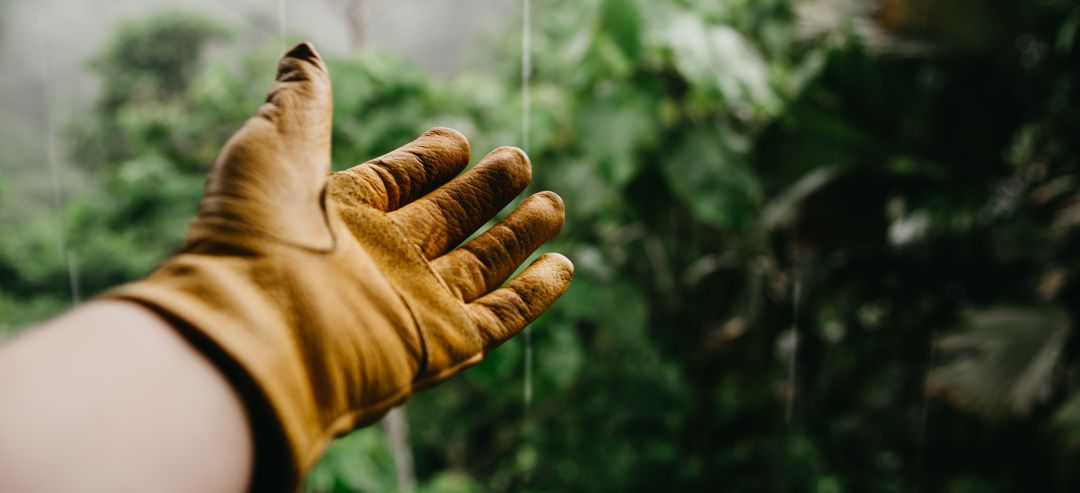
[331,128,471,211]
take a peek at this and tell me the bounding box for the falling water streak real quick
[521,0,533,412]
[785,275,801,424]
[913,325,938,493]
[41,50,80,305]
[521,0,531,153]
[524,332,533,404]
[277,0,287,53]
[912,5,931,490]
[521,0,535,483]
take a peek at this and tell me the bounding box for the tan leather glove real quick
[104,42,572,491]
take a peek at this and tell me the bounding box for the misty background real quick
[0,0,510,223]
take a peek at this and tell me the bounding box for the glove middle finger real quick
[390,146,532,259]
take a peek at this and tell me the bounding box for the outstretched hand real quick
[108,42,572,489]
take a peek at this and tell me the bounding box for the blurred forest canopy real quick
[2,0,1080,491]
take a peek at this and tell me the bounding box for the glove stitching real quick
[379,212,484,385]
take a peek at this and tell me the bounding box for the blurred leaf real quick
[660,127,760,230]
[599,0,642,59]
[763,167,839,231]
[537,313,585,391]
[307,427,398,493]
[1052,391,1080,448]
[929,307,1069,417]
[1057,9,1080,54]
[575,90,656,185]
[662,10,779,116]
[419,471,483,493]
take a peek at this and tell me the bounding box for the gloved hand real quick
[104,42,572,490]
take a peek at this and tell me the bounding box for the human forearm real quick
[0,301,252,493]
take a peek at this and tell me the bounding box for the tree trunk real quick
[384,406,417,493]
[343,0,365,50]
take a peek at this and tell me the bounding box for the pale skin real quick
[0,301,254,493]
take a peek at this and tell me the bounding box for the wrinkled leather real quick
[104,42,572,491]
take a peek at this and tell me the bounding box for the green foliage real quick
[306,428,398,492]
[91,11,231,112]
[661,127,760,230]
[4,0,1080,491]
[70,11,231,173]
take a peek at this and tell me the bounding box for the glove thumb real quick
[199,42,335,249]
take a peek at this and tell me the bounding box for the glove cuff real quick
[103,256,326,492]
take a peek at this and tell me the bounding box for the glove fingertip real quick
[284,42,322,65]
